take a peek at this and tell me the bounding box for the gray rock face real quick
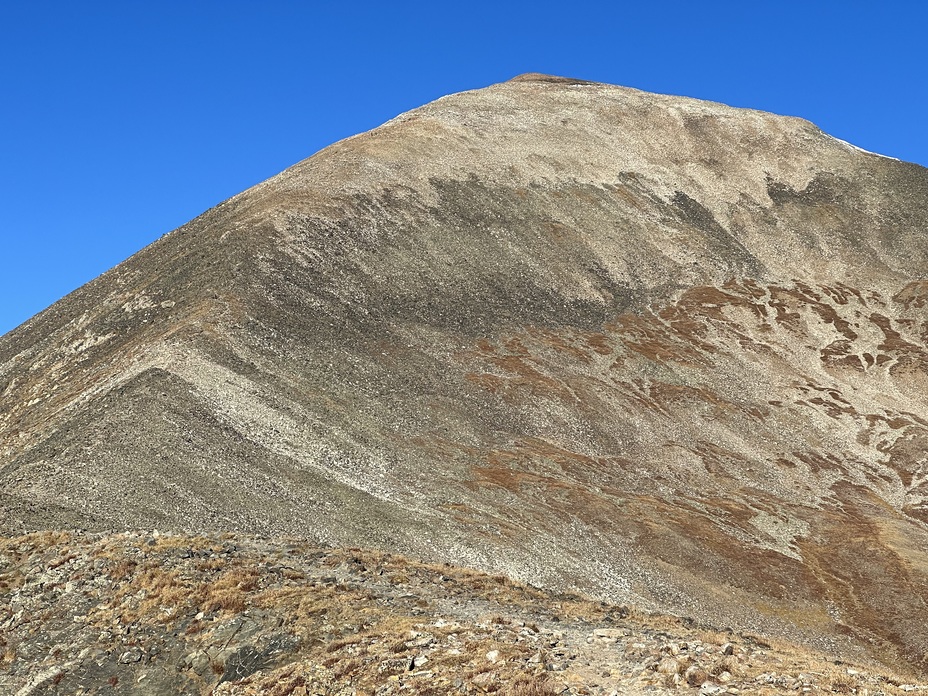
[3,74,928,672]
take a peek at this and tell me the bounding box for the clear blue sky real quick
[1,1,926,336]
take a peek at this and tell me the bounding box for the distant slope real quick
[3,74,928,672]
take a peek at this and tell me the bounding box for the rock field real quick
[2,531,924,695]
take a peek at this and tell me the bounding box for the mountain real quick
[3,73,928,675]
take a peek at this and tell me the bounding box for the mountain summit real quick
[3,75,928,673]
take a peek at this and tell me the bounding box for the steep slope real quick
[3,74,928,673]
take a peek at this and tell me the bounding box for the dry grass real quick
[202,587,246,613]
[824,670,860,693]
[503,676,561,696]
[270,676,307,696]
[47,552,76,569]
[184,619,205,635]
[388,638,409,653]
[685,666,709,686]
[325,636,363,653]
[195,557,226,572]
[137,565,181,593]
[4,533,921,696]
[107,559,137,581]
[104,564,186,623]
[656,656,685,676]
[1,645,16,665]
[95,553,265,624]
[698,629,730,646]
[28,530,74,547]
[709,654,741,677]
[150,534,216,551]
[193,566,261,614]
[331,657,363,680]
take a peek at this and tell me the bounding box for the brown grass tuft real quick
[1,646,16,665]
[108,559,137,580]
[698,630,730,646]
[332,657,362,679]
[203,588,246,613]
[685,666,709,686]
[325,636,363,653]
[195,565,260,614]
[48,553,76,569]
[504,675,561,696]
[825,671,859,693]
[31,531,74,547]
[196,557,225,572]
[709,655,740,677]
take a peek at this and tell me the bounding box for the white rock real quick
[593,628,627,639]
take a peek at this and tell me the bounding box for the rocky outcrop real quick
[1,531,920,695]
[2,75,928,673]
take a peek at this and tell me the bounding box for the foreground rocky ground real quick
[1,531,924,695]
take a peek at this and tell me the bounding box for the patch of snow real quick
[828,134,900,161]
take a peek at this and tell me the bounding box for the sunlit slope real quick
[2,74,928,672]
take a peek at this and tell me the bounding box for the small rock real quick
[377,658,410,676]
[407,632,435,648]
[119,649,142,664]
[472,672,496,687]
[721,642,735,656]
[593,628,627,640]
[185,651,210,673]
[657,657,682,675]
